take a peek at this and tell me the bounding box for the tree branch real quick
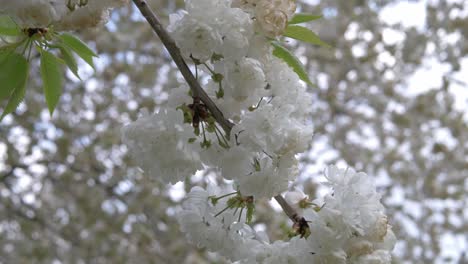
[131,0,304,228]
[273,194,298,221]
[132,0,233,134]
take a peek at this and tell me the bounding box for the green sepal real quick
[176,104,193,124]
[212,73,224,83]
[209,195,218,206]
[246,202,255,224]
[200,139,211,149]
[226,196,240,209]
[211,53,224,63]
[216,87,224,99]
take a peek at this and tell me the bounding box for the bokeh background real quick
[0,0,466,263]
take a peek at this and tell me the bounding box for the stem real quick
[238,207,244,222]
[131,0,302,225]
[214,205,232,218]
[26,40,34,61]
[132,0,233,134]
[215,191,238,201]
[214,124,229,148]
[202,62,216,75]
[274,195,298,221]
[20,38,31,55]
[201,122,207,144]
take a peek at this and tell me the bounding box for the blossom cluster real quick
[0,0,396,261]
[124,0,313,199]
[119,0,397,260]
[121,0,396,262]
[0,0,129,29]
[179,166,396,263]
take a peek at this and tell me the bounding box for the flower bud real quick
[255,0,296,37]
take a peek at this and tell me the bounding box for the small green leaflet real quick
[0,51,29,120]
[271,41,312,85]
[40,50,63,115]
[58,33,98,69]
[284,25,331,48]
[288,13,322,25]
[0,51,28,99]
[56,43,80,79]
[0,15,21,36]
[1,72,28,121]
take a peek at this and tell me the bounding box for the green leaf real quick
[288,13,322,24]
[284,25,331,48]
[271,41,312,85]
[40,50,63,115]
[0,51,29,100]
[0,71,28,121]
[57,43,80,79]
[58,33,97,69]
[0,15,21,36]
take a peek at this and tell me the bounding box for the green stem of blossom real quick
[214,204,233,218]
[200,122,210,148]
[233,205,239,215]
[214,198,245,221]
[238,207,244,222]
[20,38,31,55]
[255,97,264,109]
[213,124,230,148]
[202,62,216,75]
[203,62,224,98]
[211,191,238,203]
[215,82,224,99]
[213,126,225,147]
[26,40,34,61]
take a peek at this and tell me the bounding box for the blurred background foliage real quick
[0,0,466,263]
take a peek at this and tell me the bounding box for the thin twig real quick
[273,194,298,221]
[131,0,303,226]
[132,0,233,134]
